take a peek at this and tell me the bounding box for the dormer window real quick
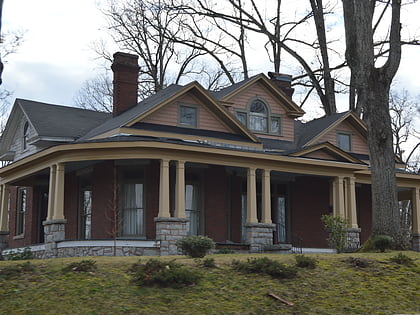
[235,98,282,135]
[179,104,198,128]
[337,132,351,151]
[23,122,29,150]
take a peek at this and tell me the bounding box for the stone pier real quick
[246,223,276,253]
[155,217,188,255]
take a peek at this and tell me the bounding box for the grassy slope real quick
[0,252,419,315]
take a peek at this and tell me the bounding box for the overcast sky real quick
[1,0,419,113]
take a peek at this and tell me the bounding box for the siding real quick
[303,150,340,161]
[318,120,369,154]
[228,82,295,141]
[143,94,232,133]
[10,117,38,161]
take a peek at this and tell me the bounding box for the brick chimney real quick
[268,72,295,98]
[111,52,140,116]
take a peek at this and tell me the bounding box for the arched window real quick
[23,122,29,150]
[249,99,268,132]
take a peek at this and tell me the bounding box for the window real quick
[179,105,198,128]
[121,183,144,237]
[337,133,351,151]
[16,188,26,236]
[249,100,268,132]
[185,183,201,235]
[23,122,29,150]
[236,99,282,135]
[79,189,92,239]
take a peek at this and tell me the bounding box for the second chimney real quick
[111,52,140,116]
[268,72,295,98]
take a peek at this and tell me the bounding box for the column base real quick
[246,223,276,253]
[155,217,188,255]
[43,219,67,258]
[412,234,420,252]
[345,228,361,253]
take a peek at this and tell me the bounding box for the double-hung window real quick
[337,132,351,151]
[121,182,144,237]
[16,188,26,236]
[179,105,198,128]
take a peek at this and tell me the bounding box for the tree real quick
[0,0,4,85]
[73,73,113,113]
[342,0,402,240]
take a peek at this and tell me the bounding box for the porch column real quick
[174,160,186,218]
[158,159,171,218]
[0,184,9,231]
[346,177,358,228]
[412,187,420,251]
[47,164,57,220]
[0,184,10,250]
[261,169,272,224]
[52,163,65,220]
[333,176,345,218]
[247,167,258,223]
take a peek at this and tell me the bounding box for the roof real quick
[18,99,111,138]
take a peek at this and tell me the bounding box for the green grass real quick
[0,252,419,315]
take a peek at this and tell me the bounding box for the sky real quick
[1,0,419,114]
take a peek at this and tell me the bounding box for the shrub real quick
[295,255,317,269]
[231,257,297,279]
[214,248,236,254]
[372,235,393,252]
[0,261,35,280]
[130,259,201,288]
[321,214,348,253]
[5,247,33,261]
[62,260,98,273]
[176,235,215,258]
[196,257,216,268]
[389,253,416,267]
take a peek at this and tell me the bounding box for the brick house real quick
[0,52,419,258]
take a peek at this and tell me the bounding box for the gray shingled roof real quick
[17,99,111,139]
[296,111,349,147]
[78,84,185,141]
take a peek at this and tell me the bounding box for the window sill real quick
[13,234,24,240]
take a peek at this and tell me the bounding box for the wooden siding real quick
[142,94,232,133]
[229,82,295,141]
[318,120,368,155]
[303,150,340,161]
[10,115,38,161]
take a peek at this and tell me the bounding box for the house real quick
[0,52,418,258]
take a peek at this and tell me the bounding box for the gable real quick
[302,149,352,162]
[317,119,368,155]
[142,93,232,134]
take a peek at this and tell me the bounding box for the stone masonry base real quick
[43,219,67,258]
[0,231,9,251]
[155,217,188,255]
[413,234,420,252]
[246,223,276,253]
[345,228,361,252]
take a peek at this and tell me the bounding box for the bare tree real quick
[0,0,4,85]
[342,0,402,241]
[74,73,113,113]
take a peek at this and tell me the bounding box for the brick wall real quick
[64,172,79,239]
[357,184,372,243]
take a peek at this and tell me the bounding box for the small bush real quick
[389,253,416,267]
[130,259,201,288]
[231,257,297,279]
[176,235,215,258]
[321,215,349,253]
[197,257,216,268]
[5,247,33,261]
[62,260,97,273]
[372,235,393,252]
[295,255,317,269]
[214,248,236,254]
[0,261,35,280]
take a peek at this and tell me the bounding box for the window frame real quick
[15,187,27,236]
[23,122,29,151]
[178,103,199,128]
[336,131,352,152]
[78,187,92,240]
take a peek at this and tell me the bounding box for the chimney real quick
[268,72,295,98]
[111,52,140,116]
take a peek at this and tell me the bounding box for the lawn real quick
[0,251,419,315]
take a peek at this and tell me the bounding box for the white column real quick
[52,163,65,220]
[333,176,345,218]
[158,159,171,218]
[0,184,9,231]
[174,160,186,218]
[261,169,272,224]
[346,177,358,228]
[47,165,57,220]
[247,167,258,223]
[412,187,420,235]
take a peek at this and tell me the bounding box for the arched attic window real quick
[23,122,29,150]
[236,98,281,135]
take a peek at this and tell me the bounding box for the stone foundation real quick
[413,234,420,252]
[0,231,9,251]
[155,217,188,255]
[345,228,361,252]
[245,223,276,253]
[43,219,67,258]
